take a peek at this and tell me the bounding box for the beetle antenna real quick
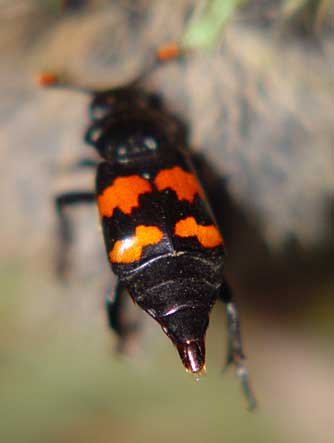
[130,43,188,87]
[37,43,188,94]
[37,72,94,94]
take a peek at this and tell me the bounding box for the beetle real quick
[39,44,256,409]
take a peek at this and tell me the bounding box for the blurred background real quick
[0,1,333,442]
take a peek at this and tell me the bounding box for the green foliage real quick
[181,0,247,50]
[181,0,333,49]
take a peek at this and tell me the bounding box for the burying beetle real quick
[39,44,256,409]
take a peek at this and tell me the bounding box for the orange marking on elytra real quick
[154,166,203,203]
[110,225,163,263]
[175,217,223,248]
[98,175,152,217]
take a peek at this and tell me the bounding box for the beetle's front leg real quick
[106,280,141,354]
[54,190,95,280]
[219,282,257,410]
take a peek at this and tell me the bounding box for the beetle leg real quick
[58,157,99,172]
[71,157,99,170]
[54,190,95,280]
[219,282,257,410]
[105,280,141,355]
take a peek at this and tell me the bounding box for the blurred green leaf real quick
[181,0,247,50]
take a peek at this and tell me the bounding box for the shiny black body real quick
[52,81,256,408]
[89,87,225,372]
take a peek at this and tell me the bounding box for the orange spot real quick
[110,225,163,263]
[175,217,223,248]
[98,176,152,217]
[156,43,181,61]
[154,166,203,203]
[37,72,59,87]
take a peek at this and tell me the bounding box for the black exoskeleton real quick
[46,48,256,409]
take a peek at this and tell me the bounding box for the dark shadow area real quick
[193,152,333,321]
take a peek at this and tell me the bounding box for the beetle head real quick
[89,87,162,122]
[86,87,187,162]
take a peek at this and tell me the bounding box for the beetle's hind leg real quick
[54,190,95,280]
[106,280,141,355]
[219,282,257,410]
